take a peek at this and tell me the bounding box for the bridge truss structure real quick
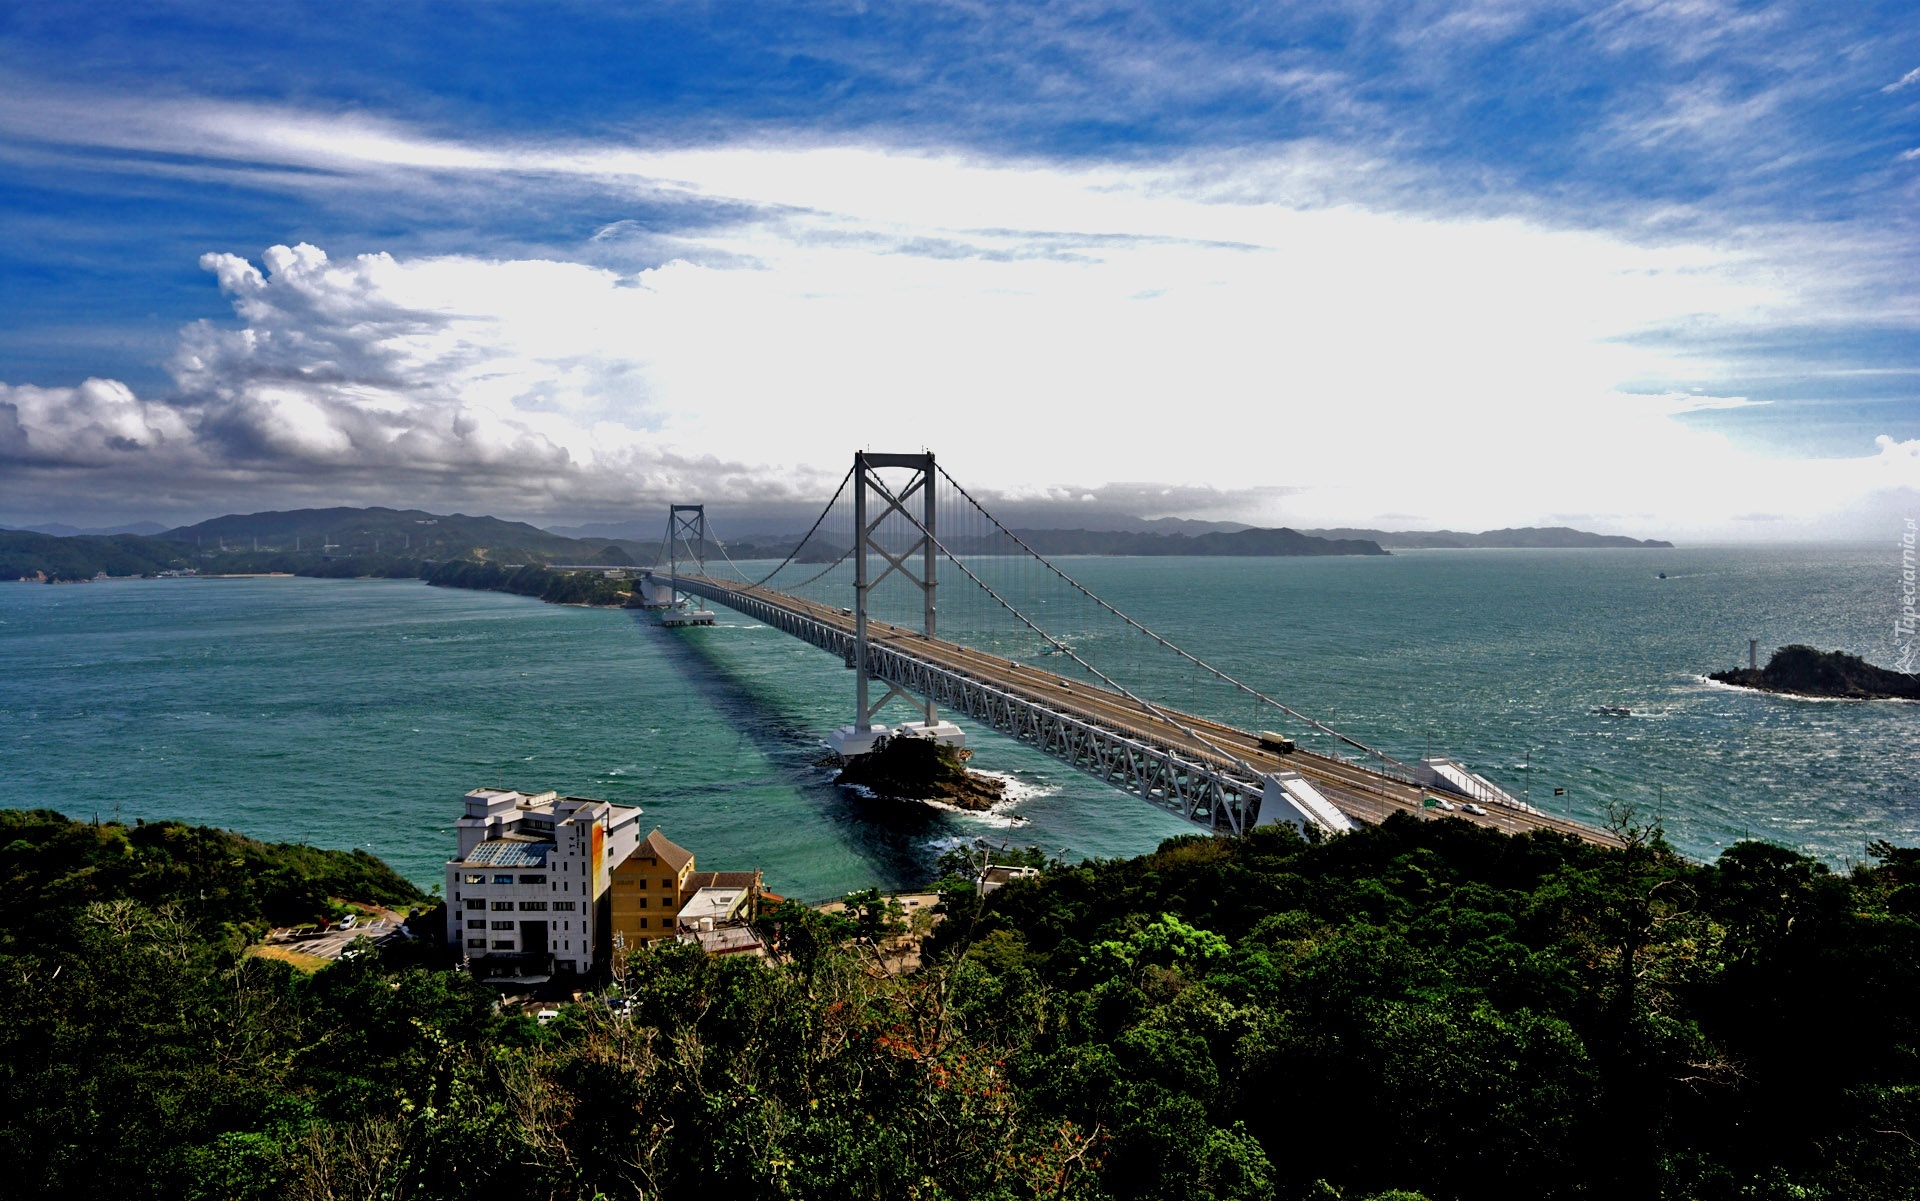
[647,450,1617,845]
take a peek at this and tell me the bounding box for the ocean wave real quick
[1692,675,1919,704]
[833,770,1042,826]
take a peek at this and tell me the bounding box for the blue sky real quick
[1,1,1915,536]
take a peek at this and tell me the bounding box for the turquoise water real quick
[1,546,1913,896]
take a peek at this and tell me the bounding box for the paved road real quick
[268,916,401,961]
[687,576,1622,848]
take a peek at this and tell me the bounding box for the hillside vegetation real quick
[1,807,1915,1199]
[0,809,426,948]
[1,505,648,582]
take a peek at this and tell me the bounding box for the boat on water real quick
[1591,705,1632,717]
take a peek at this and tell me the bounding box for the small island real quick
[1710,644,1920,700]
[834,734,1009,810]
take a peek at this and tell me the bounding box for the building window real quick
[491,940,514,950]
[491,901,514,911]
[552,901,575,911]
[463,873,484,884]
[467,919,486,930]
[464,898,487,910]
[467,938,486,948]
[518,901,547,911]
[661,879,672,889]
[519,874,546,884]
[639,918,648,929]
[493,874,514,884]
[492,921,515,930]
[637,897,648,908]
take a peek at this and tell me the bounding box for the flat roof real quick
[461,839,551,868]
[679,925,762,955]
[677,886,748,923]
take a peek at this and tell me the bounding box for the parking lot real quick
[264,910,407,963]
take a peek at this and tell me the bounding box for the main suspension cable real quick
[907,524,1274,786]
[935,464,1414,778]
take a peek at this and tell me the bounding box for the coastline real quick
[1696,674,1920,705]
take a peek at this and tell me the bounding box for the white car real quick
[1461,803,1490,816]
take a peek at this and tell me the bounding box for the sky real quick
[0,1,1916,540]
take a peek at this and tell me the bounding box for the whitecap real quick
[1694,675,1918,704]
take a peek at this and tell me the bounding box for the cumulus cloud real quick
[0,378,198,467]
[0,243,830,520]
[0,133,1913,537]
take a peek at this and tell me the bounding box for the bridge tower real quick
[668,504,706,588]
[828,451,965,757]
[658,504,716,626]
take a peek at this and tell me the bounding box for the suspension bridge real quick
[637,451,1618,845]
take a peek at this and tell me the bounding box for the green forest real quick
[2,807,1916,1200]
[0,534,638,607]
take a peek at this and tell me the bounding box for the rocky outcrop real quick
[1710,644,1920,700]
[834,735,1008,810]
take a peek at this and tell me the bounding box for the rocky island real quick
[1710,644,1920,700]
[833,734,1009,810]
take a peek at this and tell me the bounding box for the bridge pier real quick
[827,724,891,757]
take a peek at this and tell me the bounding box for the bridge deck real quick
[674,574,1622,848]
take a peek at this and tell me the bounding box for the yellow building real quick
[610,828,767,947]
[611,828,697,944]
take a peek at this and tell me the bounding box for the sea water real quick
[0,545,1912,896]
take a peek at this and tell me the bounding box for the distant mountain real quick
[3,521,170,537]
[551,514,1257,544]
[0,531,194,580]
[161,507,649,564]
[958,527,1386,557]
[1298,526,1673,549]
[2,506,664,581]
[547,520,659,541]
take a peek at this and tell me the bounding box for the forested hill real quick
[160,506,648,564]
[946,819,1920,1200]
[0,809,426,945]
[3,804,1916,1199]
[0,529,191,580]
[0,504,647,581]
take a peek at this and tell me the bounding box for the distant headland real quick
[1297,526,1673,549]
[5,506,1681,579]
[1710,644,1920,701]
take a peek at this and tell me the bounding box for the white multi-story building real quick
[445,787,644,981]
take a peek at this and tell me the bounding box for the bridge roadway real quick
[669,574,1621,848]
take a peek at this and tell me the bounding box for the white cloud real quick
[1883,66,1920,94]
[0,105,1914,536]
[0,378,198,467]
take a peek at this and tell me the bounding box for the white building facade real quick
[445,788,644,981]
